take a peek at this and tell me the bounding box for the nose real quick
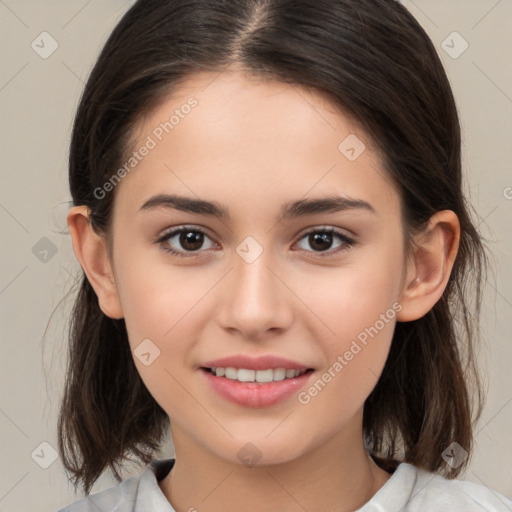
[216,245,294,340]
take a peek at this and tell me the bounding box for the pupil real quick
[310,232,332,251]
[181,231,203,250]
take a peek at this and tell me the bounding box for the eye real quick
[154,225,355,259]
[155,226,217,258]
[294,227,355,257]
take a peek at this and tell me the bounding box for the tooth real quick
[237,369,256,382]
[211,367,308,382]
[225,367,238,380]
[273,368,286,381]
[255,369,274,383]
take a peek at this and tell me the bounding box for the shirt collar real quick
[134,458,176,511]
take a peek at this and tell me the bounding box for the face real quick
[106,70,409,466]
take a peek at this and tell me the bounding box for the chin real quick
[218,438,309,469]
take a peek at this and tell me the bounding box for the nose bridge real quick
[216,237,293,337]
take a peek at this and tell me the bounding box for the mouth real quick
[200,366,315,384]
[199,365,316,408]
[198,354,316,407]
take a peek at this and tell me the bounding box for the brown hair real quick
[58,0,487,495]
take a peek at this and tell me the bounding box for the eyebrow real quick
[139,193,376,219]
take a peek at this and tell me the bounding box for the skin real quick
[68,69,460,512]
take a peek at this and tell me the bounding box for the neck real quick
[159,417,391,512]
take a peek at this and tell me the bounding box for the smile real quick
[199,367,315,408]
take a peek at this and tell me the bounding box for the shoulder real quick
[56,458,175,512]
[367,462,512,512]
[413,464,512,511]
[55,475,139,512]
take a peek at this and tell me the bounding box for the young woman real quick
[57,0,512,510]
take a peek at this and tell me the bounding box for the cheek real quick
[292,246,403,400]
[112,253,207,408]
[116,247,216,344]
[304,275,397,386]
[295,273,399,437]
[297,249,403,344]
[115,258,207,419]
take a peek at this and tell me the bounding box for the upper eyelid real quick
[158,224,217,242]
[158,224,354,239]
[297,225,354,239]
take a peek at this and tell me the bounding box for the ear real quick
[396,210,460,322]
[67,205,124,319]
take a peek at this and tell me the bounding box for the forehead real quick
[113,69,400,221]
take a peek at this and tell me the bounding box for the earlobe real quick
[396,210,460,322]
[67,206,124,319]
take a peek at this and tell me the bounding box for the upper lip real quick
[200,355,312,371]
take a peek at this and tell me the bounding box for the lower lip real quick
[200,368,314,408]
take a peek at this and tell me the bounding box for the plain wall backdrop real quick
[0,0,511,510]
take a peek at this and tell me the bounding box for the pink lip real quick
[200,354,311,371]
[199,368,314,408]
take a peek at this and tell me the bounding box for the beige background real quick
[0,0,511,510]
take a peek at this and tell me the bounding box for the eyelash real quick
[154,225,355,259]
